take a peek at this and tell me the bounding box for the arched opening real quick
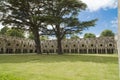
[30,49,33,53]
[84,49,87,53]
[102,49,105,53]
[79,49,87,54]
[15,49,21,53]
[92,49,96,54]
[23,49,28,53]
[79,49,82,53]
[75,49,78,53]
[71,49,78,53]
[88,49,92,53]
[107,49,114,54]
[98,49,102,54]
[71,49,74,53]
[49,49,54,53]
[0,48,4,53]
[64,49,69,53]
[6,48,13,53]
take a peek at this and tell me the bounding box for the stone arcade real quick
[0,35,117,54]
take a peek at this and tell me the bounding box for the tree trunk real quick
[56,25,63,55]
[33,30,42,54]
[57,36,63,55]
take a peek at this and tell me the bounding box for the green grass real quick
[0,54,119,80]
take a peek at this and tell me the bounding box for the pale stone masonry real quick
[0,35,36,53]
[0,35,117,54]
[42,37,117,54]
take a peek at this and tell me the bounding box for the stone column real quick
[96,48,98,54]
[21,49,23,53]
[87,49,88,54]
[13,49,16,54]
[105,48,107,54]
[3,47,6,53]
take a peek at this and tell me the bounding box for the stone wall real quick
[0,35,117,54]
[0,35,36,53]
[42,37,117,54]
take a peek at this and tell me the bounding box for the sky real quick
[79,0,118,37]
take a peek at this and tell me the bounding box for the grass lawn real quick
[0,54,119,80]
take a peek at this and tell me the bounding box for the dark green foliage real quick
[0,26,25,38]
[84,33,96,38]
[28,32,34,40]
[6,28,25,38]
[0,26,9,35]
[70,34,80,39]
[100,29,115,37]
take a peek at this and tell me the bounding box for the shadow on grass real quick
[0,54,118,64]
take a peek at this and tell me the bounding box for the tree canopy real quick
[100,29,114,37]
[84,33,96,38]
[0,0,97,54]
[42,0,97,54]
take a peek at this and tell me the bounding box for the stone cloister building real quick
[0,35,117,54]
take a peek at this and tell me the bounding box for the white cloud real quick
[111,18,118,28]
[81,0,118,12]
[49,36,56,40]
[96,34,100,37]
[47,25,53,29]
[0,23,3,29]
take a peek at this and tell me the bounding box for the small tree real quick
[6,28,25,38]
[70,34,80,39]
[100,29,114,37]
[84,33,96,38]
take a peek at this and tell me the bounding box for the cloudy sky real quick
[79,0,118,37]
